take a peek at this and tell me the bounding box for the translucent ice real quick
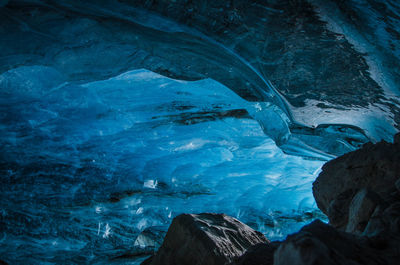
[1,1,399,264]
[0,68,324,263]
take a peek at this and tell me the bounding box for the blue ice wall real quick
[0,67,325,263]
[1,0,400,264]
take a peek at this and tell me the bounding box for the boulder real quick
[313,139,400,229]
[142,213,268,265]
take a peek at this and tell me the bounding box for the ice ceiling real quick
[0,0,399,264]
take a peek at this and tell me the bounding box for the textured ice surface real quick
[0,67,324,263]
[1,1,400,264]
[0,0,396,157]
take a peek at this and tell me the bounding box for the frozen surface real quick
[0,67,324,264]
[0,0,397,157]
[1,0,400,264]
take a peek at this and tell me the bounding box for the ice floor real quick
[0,67,325,264]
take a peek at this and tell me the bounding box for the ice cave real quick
[0,0,399,264]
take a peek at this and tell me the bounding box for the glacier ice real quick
[0,0,395,156]
[1,0,400,264]
[0,67,325,263]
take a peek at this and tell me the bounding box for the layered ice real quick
[0,0,396,158]
[0,67,324,263]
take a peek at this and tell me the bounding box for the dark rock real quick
[346,189,381,234]
[313,139,400,229]
[230,242,279,265]
[363,205,386,237]
[326,189,356,229]
[382,202,400,234]
[274,220,388,265]
[142,213,268,265]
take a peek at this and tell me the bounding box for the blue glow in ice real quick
[0,67,324,263]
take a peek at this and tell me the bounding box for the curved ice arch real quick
[1,0,395,158]
[36,0,392,156]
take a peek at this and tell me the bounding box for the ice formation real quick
[0,0,399,264]
[0,67,326,263]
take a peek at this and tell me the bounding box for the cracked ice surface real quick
[0,67,324,264]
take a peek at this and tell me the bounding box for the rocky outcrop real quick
[313,138,400,231]
[274,134,400,265]
[142,213,268,265]
[277,133,400,265]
